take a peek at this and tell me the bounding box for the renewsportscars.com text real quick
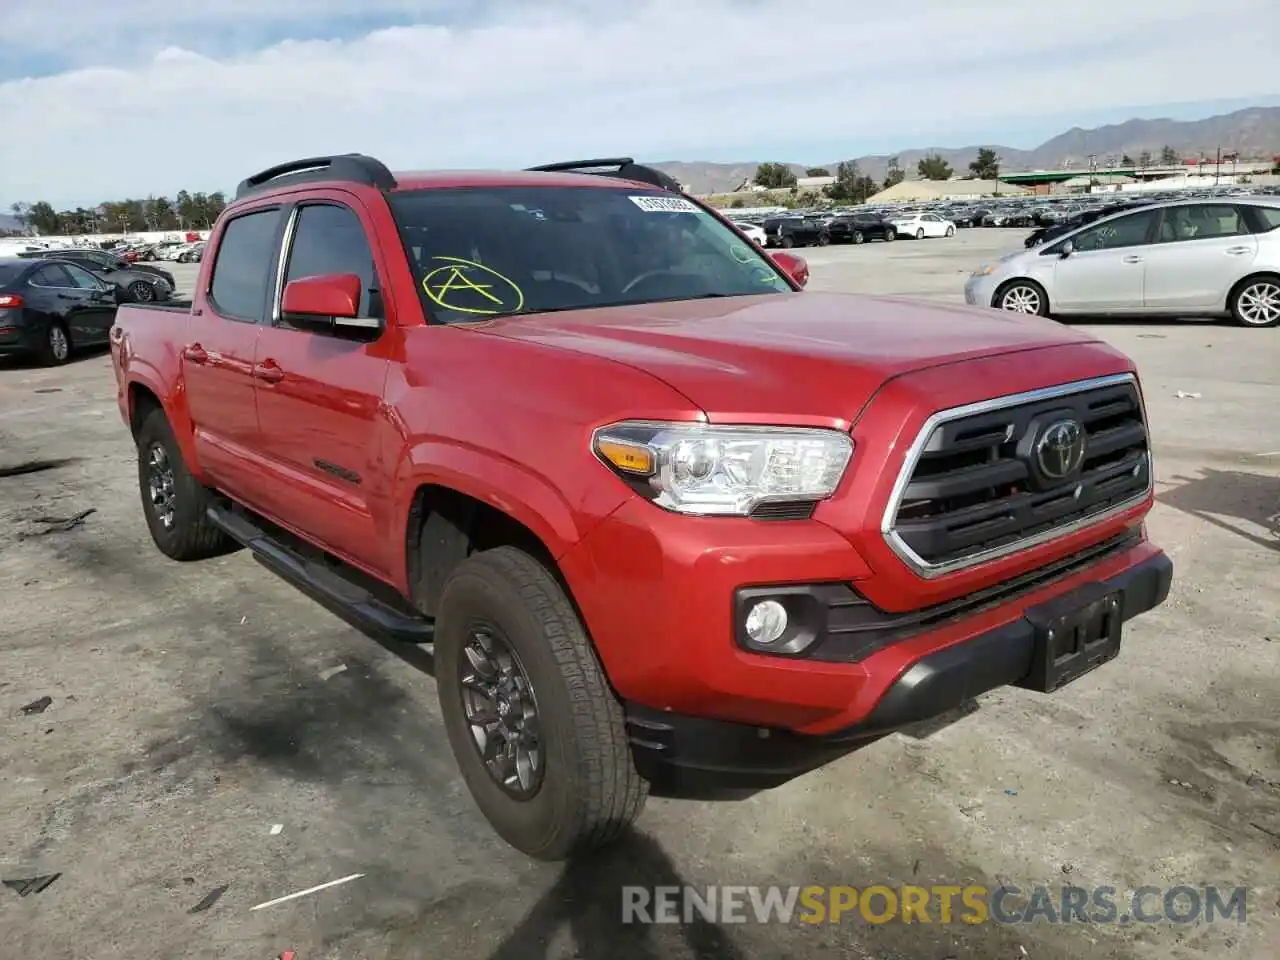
[621,884,1248,926]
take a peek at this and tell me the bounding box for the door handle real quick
[253,360,285,383]
[1225,246,1251,255]
[182,343,208,363]
[1123,255,1143,263]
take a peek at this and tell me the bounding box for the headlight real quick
[592,421,853,516]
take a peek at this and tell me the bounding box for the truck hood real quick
[472,292,1101,423]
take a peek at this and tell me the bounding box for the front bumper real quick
[626,548,1172,798]
[964,272,998,306]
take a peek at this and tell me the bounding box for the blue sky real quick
[1,0,1276,207]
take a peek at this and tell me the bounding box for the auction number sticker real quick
[629,195,698,214]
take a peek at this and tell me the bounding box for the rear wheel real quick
[945,226,955,237]
[38,322,71,366]
[435,547,647,860]
[780,236,795,249]
[884,229,896,242]
[915,228,925,240]
[852,231,864,244]
[995,280,1050,317]
[1229,276,1280,327]
[817,233,830,246]
[135,408,238,560]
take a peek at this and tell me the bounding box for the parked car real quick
[110,152,1171,861]
[0,257,119,364]
[826,214,897,244]
[763,215,828,247]
[731,222,768,246]
[20,248,176,301]
[966,198,1280,326]
[889,211,956,239]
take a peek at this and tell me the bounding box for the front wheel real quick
[780,236,795,249]
[995,280,1050,317]
[945,226,955,237]
[128,280,156,303]
[852,231,864,244]
[884,229,896,242]
[915,228,925,240]
[435,547,648,860]
[1229,276,1280,327]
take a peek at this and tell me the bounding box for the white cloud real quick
[1,0,1276,206]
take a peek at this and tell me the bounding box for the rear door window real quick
[209,209,283,322]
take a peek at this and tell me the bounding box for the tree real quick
[824,161,878,203]
[883,156,905,189]
[917,153,953,181]
[24,201,61,234]
[1159,145,1180,165]
[1138,150,1152,169]
[753,162,797,190]
[1120,154,1134,166]
[805,167,830,177]
[968,148,999,180]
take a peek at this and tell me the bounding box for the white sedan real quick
[733,222,768,246]
[889,212,956,239]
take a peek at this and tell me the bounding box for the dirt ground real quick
[2,230,1277,960]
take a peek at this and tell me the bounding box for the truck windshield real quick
[387,186,792,323]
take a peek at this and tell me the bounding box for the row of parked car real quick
[114,239,206,263]
[725,184,1280,250]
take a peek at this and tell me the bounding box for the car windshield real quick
[387,186,792,323]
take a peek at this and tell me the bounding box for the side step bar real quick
[207,504,434,645]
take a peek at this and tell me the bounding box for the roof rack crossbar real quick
[235,153,398,200]
[524,158,683,193]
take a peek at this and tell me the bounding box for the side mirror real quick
[771,251,809,288]
[281,273,380,330]
[1059,240,1074,258]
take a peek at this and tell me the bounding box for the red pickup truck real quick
[109,154,1172,860]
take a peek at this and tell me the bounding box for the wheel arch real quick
[1226,270,1280,312]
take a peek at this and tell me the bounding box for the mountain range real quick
[650,106,1280,195]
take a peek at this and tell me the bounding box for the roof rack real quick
[524,158,683,193]
[234,153,398,200]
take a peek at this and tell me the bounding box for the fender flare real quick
[394,439,598,564]
[124,365,204,483]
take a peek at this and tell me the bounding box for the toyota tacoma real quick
[108,154,1172,860]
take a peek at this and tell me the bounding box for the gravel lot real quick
[2,229,1277,960]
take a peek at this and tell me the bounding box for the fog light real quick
[744,599,788,646]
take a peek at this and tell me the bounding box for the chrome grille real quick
[882,374,1151,577]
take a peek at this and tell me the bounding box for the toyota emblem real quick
[1035,419,1086,480]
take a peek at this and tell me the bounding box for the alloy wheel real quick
[458,625,543,798]
[1000,285,1042,314]
[147,443,177,529]
[48,326,69,362]
[1236,281,1280,326]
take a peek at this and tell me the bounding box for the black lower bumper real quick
[626,550,1172,800]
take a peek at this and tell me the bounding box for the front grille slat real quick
[884,375,1151,574]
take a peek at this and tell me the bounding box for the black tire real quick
[945,226,955,237]
[915,228,925,240]
[852,231,864,244]
[884,229,895,242]
[780,236,795,249]
[135,408,238,561]
[1227,274,1280,328]
[817,233,830,247]
[435,546,647,860]
[128,280,156,303]
[994,279,1051,317]
[38,322,71,366]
